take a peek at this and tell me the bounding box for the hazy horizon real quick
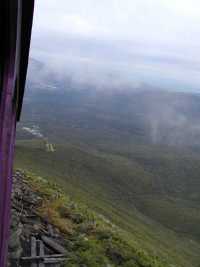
[29,0,200,92]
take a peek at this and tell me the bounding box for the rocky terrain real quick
[8,171,67,267]
[7,170,173,267]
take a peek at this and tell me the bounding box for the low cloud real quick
[28,0,200,92]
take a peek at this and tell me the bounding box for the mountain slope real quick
[10,169,172,267]
[15,139,200,267]
[14,61,200,266]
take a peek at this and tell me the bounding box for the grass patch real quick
[20,169,170,267]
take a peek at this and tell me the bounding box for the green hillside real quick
[15,139,200,267]
[16,170,173,267]
[14,87,200,266]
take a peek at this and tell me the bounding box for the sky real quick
[30,0,200,91]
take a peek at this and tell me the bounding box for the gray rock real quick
[9,246,23,259]
[9,223,23,250]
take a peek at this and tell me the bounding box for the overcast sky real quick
[30,0,200,91]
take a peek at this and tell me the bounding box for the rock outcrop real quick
[8,171,66,267]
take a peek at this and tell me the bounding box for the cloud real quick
[29,0,200,91]
[32,0,200,43]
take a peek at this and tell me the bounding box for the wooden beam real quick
[21,254,66,261]
[41,236,68,255]
[38,241,45,267]
[31,237,37,267]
